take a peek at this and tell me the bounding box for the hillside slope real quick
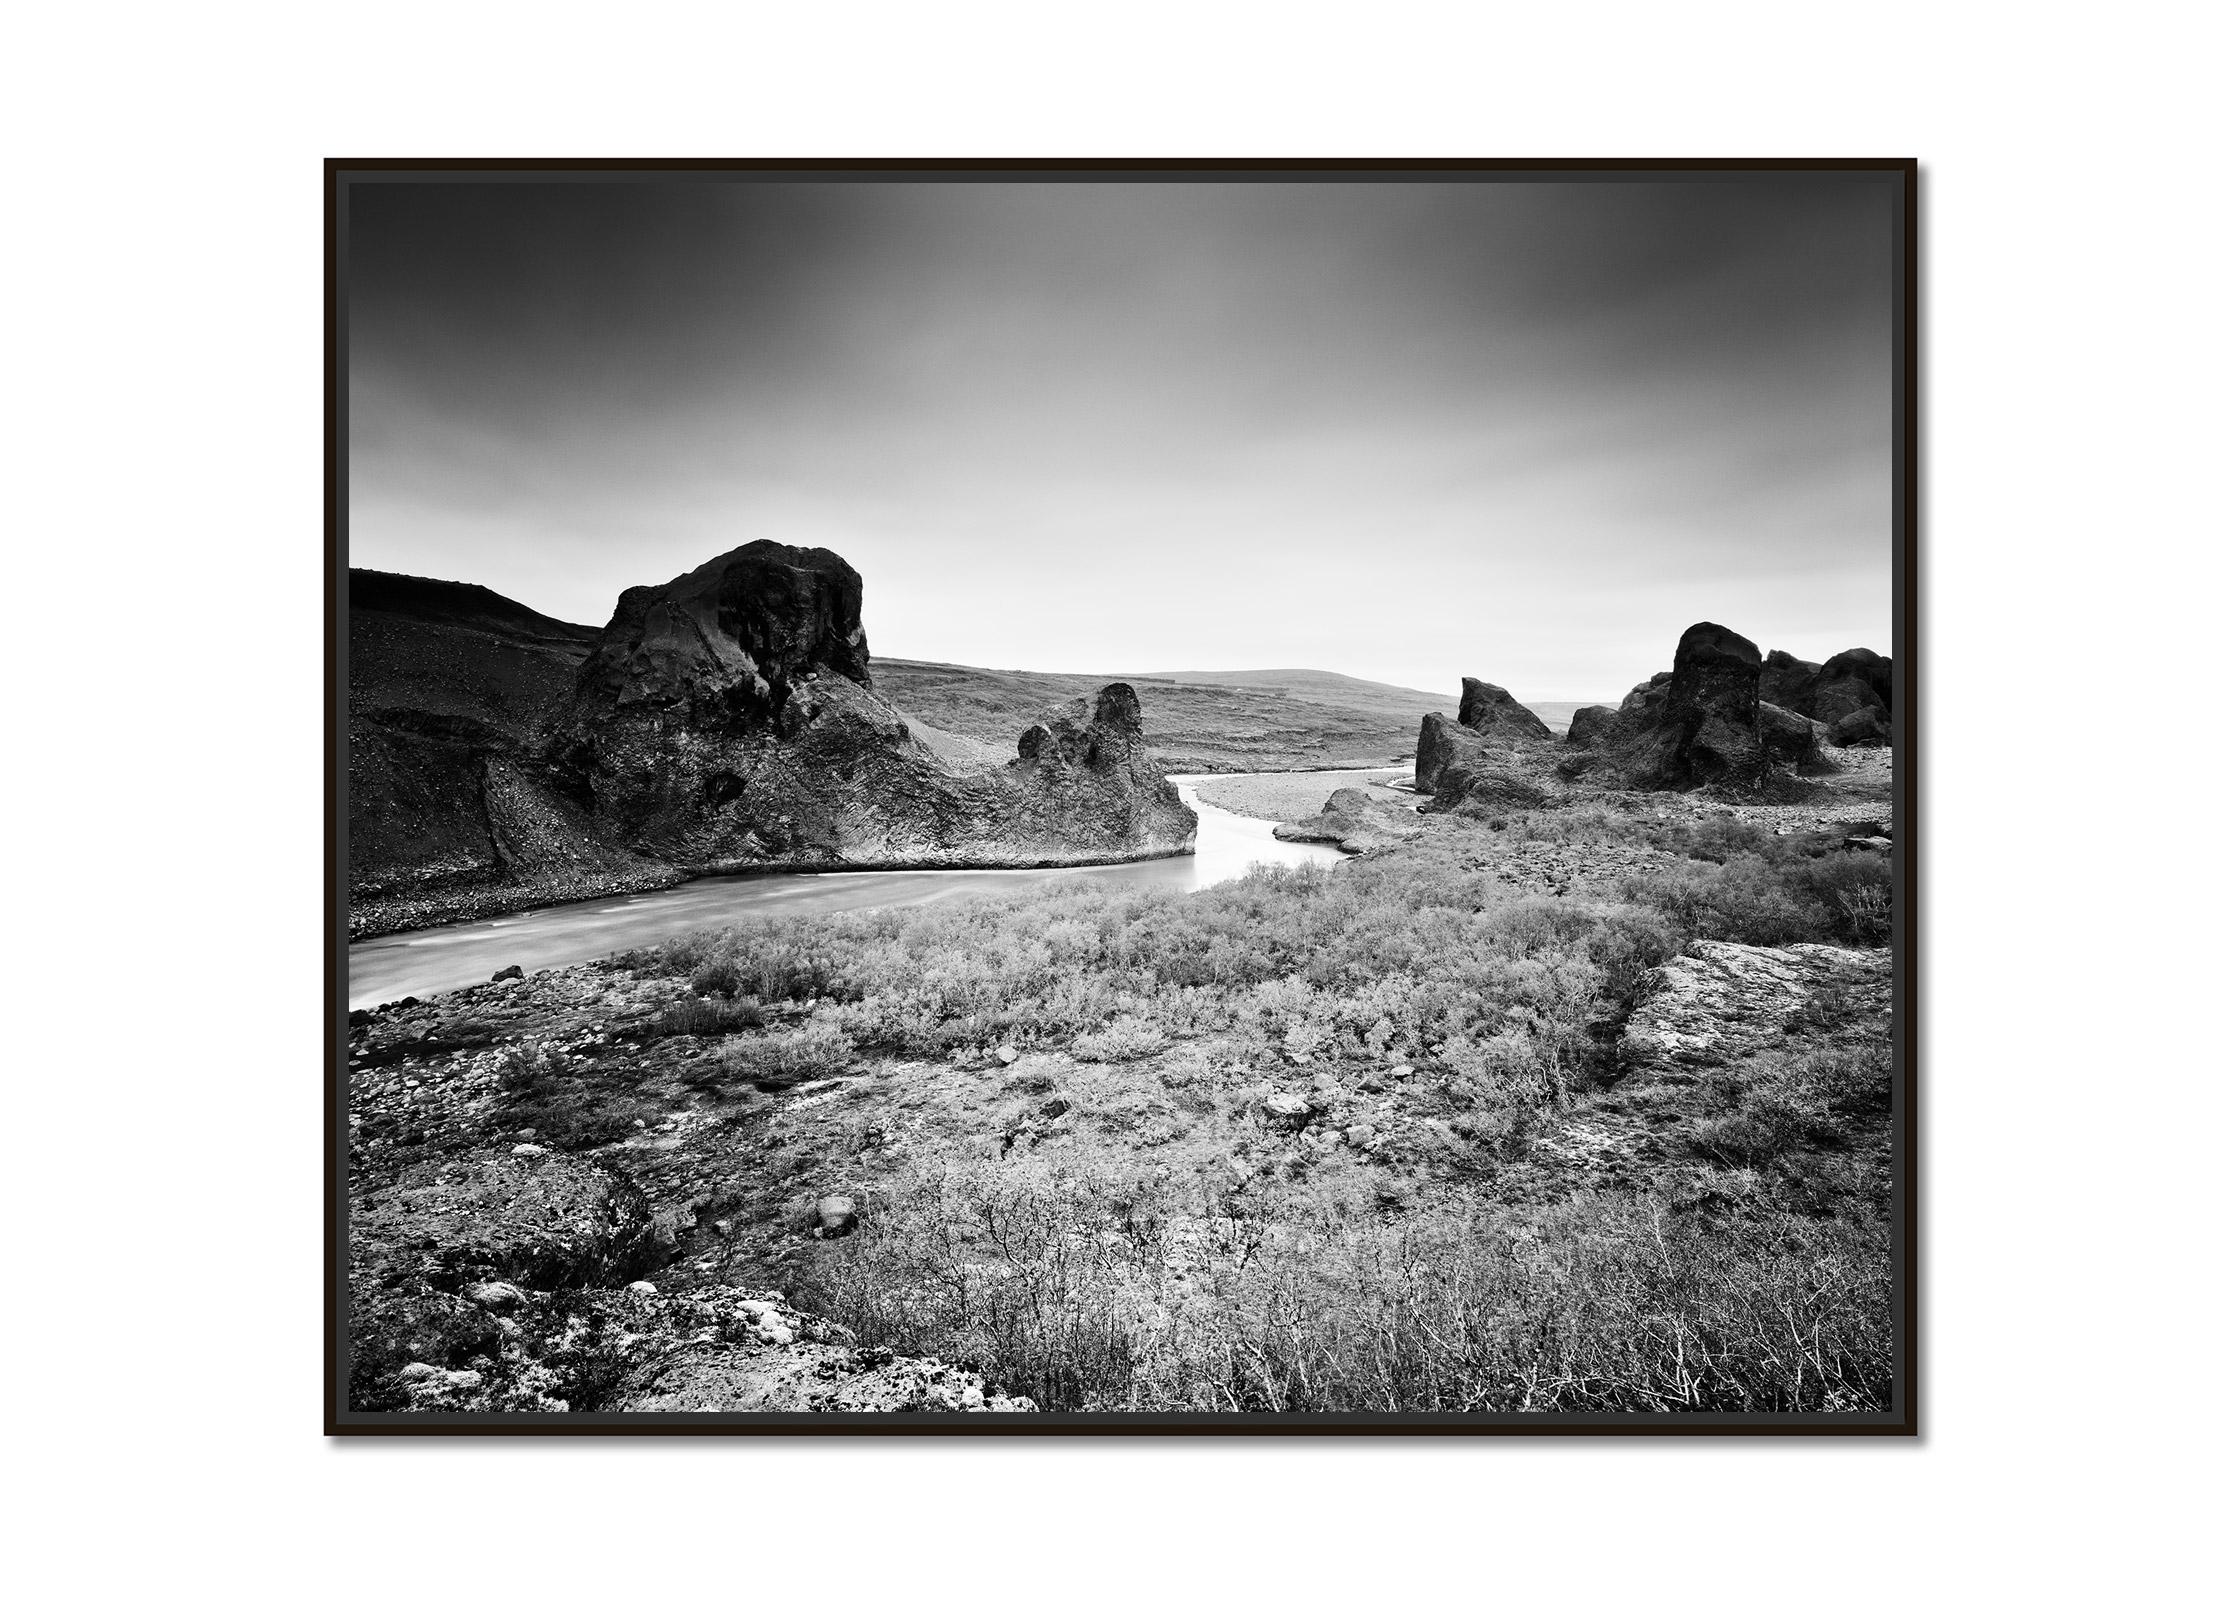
[873,659,1438,772]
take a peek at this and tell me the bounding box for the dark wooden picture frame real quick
[327,158,1917,1436]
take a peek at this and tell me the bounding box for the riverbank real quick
[347,780,1345,1007]
[1192,767,1413,823]
[350,842,1207,943]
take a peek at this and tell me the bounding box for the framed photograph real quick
[328,159,1915,1434]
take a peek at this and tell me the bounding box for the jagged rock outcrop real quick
[1759,649,1822,717]
[1624,622,1769,791]
[1558,627,1854,792]
[1760,702,1838,774]
[1610,671,1672,743]
[1414,675,1549,797]
[350,546,1200,935]
[1458,678,1553,741]
[548,542,1195,871]
[1273,787,1425,853]
[1413,714,1486,796]
[1811,648,1895,746]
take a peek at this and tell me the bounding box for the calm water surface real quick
[347,775,1343,1008]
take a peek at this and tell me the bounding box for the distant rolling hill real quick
[871,660,1444,772]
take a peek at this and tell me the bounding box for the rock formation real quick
[1414,713,1486,796]
[1565,703,1618,746]
[1624,622,1769,791]
[1458,677,1553,741]
[547,541,1196,872]
[1558,626,1855,792]
[1759,649,1822,717]
[1273,787,1425,854]
[1810,648,1895,746]
[1759,702,1838,774]
[350,544,1198,935]
[1413,674,1549,796]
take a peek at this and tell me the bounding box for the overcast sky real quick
[347,176,1896,701]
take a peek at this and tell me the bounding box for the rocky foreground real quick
[347,750,1895,1414]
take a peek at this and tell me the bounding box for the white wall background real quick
[3,3,2231,1595]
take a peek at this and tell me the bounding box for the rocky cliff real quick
[547,542,1195,872]
[350,544,1195,936]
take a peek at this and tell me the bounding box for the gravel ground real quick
[1192,768,1414,823]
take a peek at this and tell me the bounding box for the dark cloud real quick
[348,176,1896,698]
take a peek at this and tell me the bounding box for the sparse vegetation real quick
[797,1152,1890,1413]
[356,793,1895,1417]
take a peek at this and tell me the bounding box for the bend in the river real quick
[346,775,1348,1009]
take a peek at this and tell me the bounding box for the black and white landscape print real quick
[337,168,1908,1427]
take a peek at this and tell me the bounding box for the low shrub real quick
[793,1152,1891,1414]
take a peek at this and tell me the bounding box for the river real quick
[346,775,1346,1009]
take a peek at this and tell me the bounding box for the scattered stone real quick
[491,965,524,982]
[463,1281,528,1312]
[1260,1092,1313,1129]
[815,1195,859,1237]
[510,1143,548,1158]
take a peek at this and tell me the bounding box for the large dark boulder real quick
[1610,672,1672,743]
[1759,650,1822,717]
[1626,623,1768,791]
[1760,702,1837,774]
[1829,706,1892,747]
[1810,648,1894,727]
[566,542,872,726]
[1458,678,1553,741]
[1413,714,1486,796]
[1415,675,1552,796]
[550,542,1195,870]
[1565,704,1618,746]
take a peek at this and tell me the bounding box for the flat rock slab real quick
[1621,940,1891,1074]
